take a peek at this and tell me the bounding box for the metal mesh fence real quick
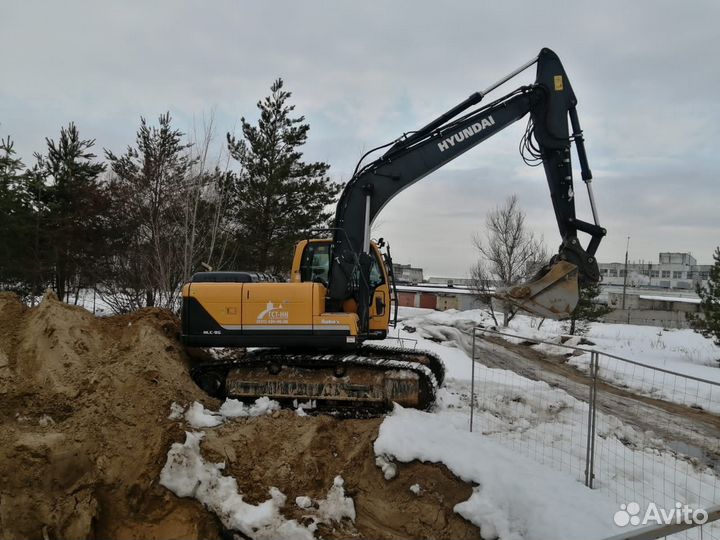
[469,327,720,540]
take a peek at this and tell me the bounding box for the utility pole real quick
[621,236,630,310]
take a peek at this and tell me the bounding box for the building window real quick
[661,270,671,278]
[601,268,608,275]
[609,269,618,277]
[700,271,709,280]
[650,270,659,278]
[673,271,683,279]
[619,269,626,277]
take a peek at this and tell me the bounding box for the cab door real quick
[368,245,391,332]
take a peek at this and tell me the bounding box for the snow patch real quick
[184,397,280,428]
[375,455,397,480]
[160,431,314,540]
[185,402,223,428]
[168,402,185,420]
[375,406,620,540]
[293,399,317,416]
[409,483,421,495]
[220,397,280,418]
[160,434,355,539]
[316,476,356,523]
[293,476,355,525]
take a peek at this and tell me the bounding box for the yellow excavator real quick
[181,48,606,411]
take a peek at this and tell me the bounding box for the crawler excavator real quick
[181,48,606,412]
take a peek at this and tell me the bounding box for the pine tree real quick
[0,136,36,294]
[35,123,107,302]
[226,78,342,273]
[689,247,720,346]
[565,282,612,335]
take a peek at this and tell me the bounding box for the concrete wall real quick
[457,294,488,311]
[604,309,691,329]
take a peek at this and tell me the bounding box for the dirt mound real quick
[0,292,218,539]
[0,292,479,539]
[201,413,478,539]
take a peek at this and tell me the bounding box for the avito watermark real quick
[614,502,709,527]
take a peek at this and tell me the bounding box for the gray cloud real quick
[2,0,718,275]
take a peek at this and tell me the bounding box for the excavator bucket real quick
[493,261,579,320]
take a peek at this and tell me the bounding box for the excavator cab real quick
[292,238,392,336]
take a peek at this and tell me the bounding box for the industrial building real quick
[389,252,711,329]
[392,263,424,285]
[598,252,711,290]
[396,284,485,311]
[426,276,473,287]
[603,290,702,328]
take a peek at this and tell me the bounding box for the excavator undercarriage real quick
[188,345,445,413]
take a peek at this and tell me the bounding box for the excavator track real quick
[189,345,445,413]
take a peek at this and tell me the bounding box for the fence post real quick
[470,328,476,432]
[585,351,595,487]
[589,351,598,488]
[585,351,598,487]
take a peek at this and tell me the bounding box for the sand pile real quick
[0,292,478,539]
[0,292,218,539]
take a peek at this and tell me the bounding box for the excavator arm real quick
[327,48,606,328]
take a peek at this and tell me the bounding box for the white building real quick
[392,263,424,285]
[598,252,711,290]
[426,276,473,287]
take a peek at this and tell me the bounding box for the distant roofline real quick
[638,294,701,304]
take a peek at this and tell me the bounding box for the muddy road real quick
[413,319,720,470]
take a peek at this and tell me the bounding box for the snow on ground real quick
[163,401,355,539]
[160,431,315,540]
[508,312,718,381]
[220,396,280,418]
[375,406,621,540]
[395,306,720,413]
[373,307,720,538]
[180,397,281,428]
[49,289,116,316]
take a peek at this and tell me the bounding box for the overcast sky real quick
[2,1,718,276]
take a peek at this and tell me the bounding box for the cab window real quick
[368,254,385,288]
[301,242,385,289]
[300,242,330,285]
[350,250,386,289]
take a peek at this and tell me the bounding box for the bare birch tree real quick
[99,113,236,314]
[471,195,547,326]
[470,259,500,326]
[102,113,196,312]
[181,111,234,280]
